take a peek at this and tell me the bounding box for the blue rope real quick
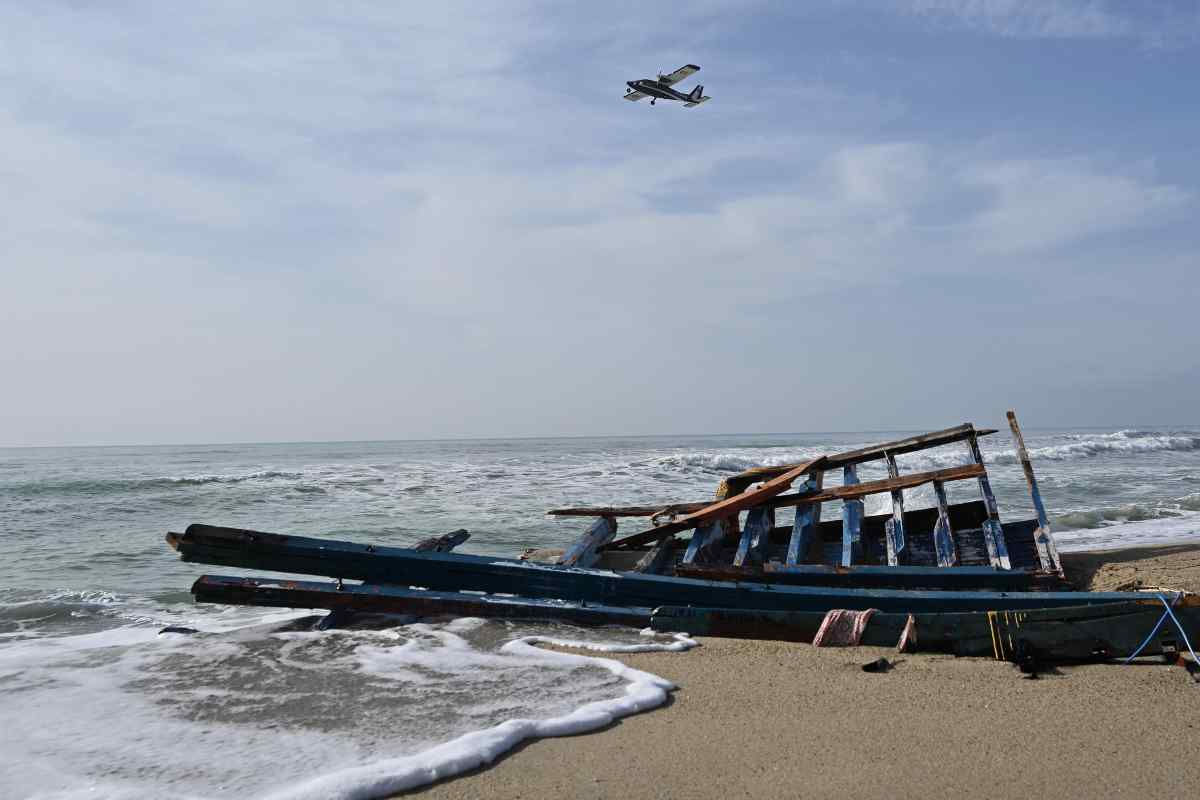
[1156,593,1200,666]
[1123,592,1200,666]
[1123,607,1170,664]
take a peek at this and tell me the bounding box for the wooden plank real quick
[650,601,1200,660]
[548,504,705,518]
[733,505,774,567]
[558,516,616,567]
[682,520,724,565]
[931,481,957,567]
[413,529,470,552]
[584,463,986,528]
[966,433,1011,570]
[192,575,652,628]
[1007,410,1062,575]
[712,478,743,546]
[841,465,863,567]
[674,562,1055,591]
[884,454,906,566]
[786,474,823,565]
[606,457,826,550]
[171,525,1167,614]
[633,537,678,574]
[720,425,998,493]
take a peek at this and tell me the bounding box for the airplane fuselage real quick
[626,79,691,102]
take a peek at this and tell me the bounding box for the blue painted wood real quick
[172,524,1150,614]
[650,601,1200,659]
[558,516,617,568]
[1007,411,1062,575]
[884,454,906,565]
[633,536,677,573]
[676,561,1049,590]
[682,520,724,565]
[931,480,957,567]
[192,574,653,627]
[840,465,863,567]
[965,434,1011,570]
[786,474,823,565]
[733,505,774,567]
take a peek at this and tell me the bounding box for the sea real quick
[3,427,1199,798]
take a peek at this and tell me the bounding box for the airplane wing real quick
[624,90,648,101]
[659,64,700,86]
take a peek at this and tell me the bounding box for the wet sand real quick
[411,541,1200,799]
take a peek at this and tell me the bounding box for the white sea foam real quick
[268,632,694,800]
[988,430,1200,465]
[644,430,1200,481]
[0,616,693,800]
[1054,511,1200,552]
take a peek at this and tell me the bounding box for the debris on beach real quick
[165,410,1200,666]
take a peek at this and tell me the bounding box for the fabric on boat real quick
[813,608,877,647]
[897,613,917,652]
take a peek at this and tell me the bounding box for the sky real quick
[2,1,1198,446]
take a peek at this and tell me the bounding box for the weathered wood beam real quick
[841,465,863,567]
[682,521,724,565]
[786,475,823,565]
[1007,410,1062,576]
[548,504,705,518]
[720,424,998,493]
[606,457,826,550]
[931,480,957,567]
[578,463,987,537]
[884,453,906,566]
[558,516,616,568]
[733,505,774,567]
[632,537,678,574]
[966,433,1011,569]
[413,529,470,552]
[713,477,743,546]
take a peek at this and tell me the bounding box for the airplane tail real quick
[688,85,704,102]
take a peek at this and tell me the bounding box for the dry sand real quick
[411,542,1200,800]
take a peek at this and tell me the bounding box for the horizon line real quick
[2,422,1195,451]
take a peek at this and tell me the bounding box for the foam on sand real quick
[0,611,694,800]
[269,632,697,800]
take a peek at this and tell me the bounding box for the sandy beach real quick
[412,542,1200,799]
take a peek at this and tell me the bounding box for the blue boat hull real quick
[169,524,1171,615]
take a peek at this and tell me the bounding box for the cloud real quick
[961,159,1191,254]
[902,0,1132,39]
[1,2,1197,443]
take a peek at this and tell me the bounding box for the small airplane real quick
[624,64,710,107]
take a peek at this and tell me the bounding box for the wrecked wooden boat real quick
[544,413,1062,585]
[651,598,1200,661]
[164,411,1200,661]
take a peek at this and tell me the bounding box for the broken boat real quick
[165,412,1200,662]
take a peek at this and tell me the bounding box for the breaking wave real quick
[649,430,1200,478]
[653,450,825,474]
[6,470,304,496]
[991,430,1200,465]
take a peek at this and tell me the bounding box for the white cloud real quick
[962,159,1191,254]
[0,2,1197,443]
[903,0,1132,39]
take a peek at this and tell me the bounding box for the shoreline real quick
[408,541,1200,799]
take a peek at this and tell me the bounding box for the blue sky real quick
[2,1,1198,445]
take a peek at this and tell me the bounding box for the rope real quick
[1123,593,1199,665]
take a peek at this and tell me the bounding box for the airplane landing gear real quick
[650,99,655,105]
